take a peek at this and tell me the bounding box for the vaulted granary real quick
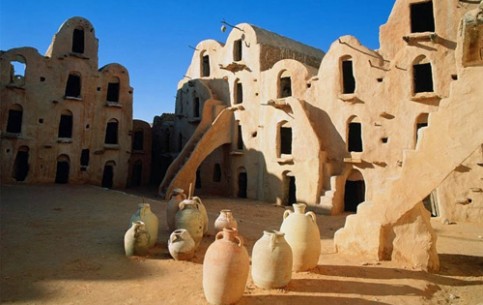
[160,0,483,270]
[0,17,134,188]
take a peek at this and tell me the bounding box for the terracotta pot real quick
[167,188,186,232]
[214,209,238,232]
[124,221,150,256]
[192,196,209,235]
[130,203,159,247]
[175,199,204,247]
[279,203,321,272]
[251,230,292,289]
[203,228,249,305]
[168,229,196,261]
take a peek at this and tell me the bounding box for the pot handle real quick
[234,236,244,247]
[283,210,292,219]
[215,231,224,240]
[178,202,185,210]
[306,211,317,223]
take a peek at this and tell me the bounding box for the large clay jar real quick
[175,199,204,247]
[214,209,238,232]
[251,230,293,289]
[279,203,321,272]
[124,221,150,256]
[130,203,159,247]
[192,196,209,235]
[203,228,249,305]
[167,188,186,232]
[168,229,196,261]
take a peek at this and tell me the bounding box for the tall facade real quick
[0,17,133,188]
[161,1,483,270]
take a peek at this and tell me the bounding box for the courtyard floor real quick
[1,183,482,305]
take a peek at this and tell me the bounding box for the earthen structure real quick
[160,0,483,270]
[1,17,135,188]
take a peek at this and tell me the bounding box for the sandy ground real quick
[1,183,482,305]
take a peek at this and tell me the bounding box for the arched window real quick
[58,110,73,138]
[278,70,292,98]
[104,119,119,144]
[341,56,356,94]
[234,79,243,104]
[55,155,70,184]
[106,77,120,102]
[6,104,23,134]
[347,116,363,152]
[201,51,210,77]
[413,56,433,94]
[72,28,85,53]
[344,169,365,212]
[65,73,81,98]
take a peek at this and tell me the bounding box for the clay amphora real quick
[203,228,249,305]
[167,188,186,232]
[214,209,238,232]
[124,221,150,256]
[251,230,293,289]
[279,203,321,272]
[130,203,159,247]
[192,196,209,235]
[175,199,204,247]
[168,229,196,261]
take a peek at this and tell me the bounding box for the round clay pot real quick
[130,203,159,247]
[167,188,186,232]
[124,221,150,256]
[175,199,204,247]
[168,229,196,261]
[203,228,249,305]
[279,203,321,272]
[251,230,293,289]
[214,209,238,232]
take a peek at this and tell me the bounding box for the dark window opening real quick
[344,179,365,212]
[342,60,356,94]
[55,161,70,184]
[196,169,202,189]
[131,161,143,187]
[410,1,435,33]
[238,172,247,198]
[132,130,144,150]
[237,125,244,150]
[13,150,29,181]
[72,29,85,53]
[6,109,22,133]
[280,127,292,155]
[80,149,90,167]
[102,165,114,188]
[213,163,222,182]
[105,121,118,144]
[280,77,292,98]
[348,122,363,152]
[58,114,73,138]
[194,97,200,117]
[381,137,389,144]
[202,54,210,77]
[106,82,120,102]
[65,74,81,97]
[287,176,296,205]
[236,82,243,104]
[234,39,242,61]
[413,63,433,94]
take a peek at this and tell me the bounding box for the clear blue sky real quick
[0,0,395,123]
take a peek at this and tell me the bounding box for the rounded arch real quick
[55,154,70,184]
[10,103,23,111]
[413,54,430,65]
[344,169,365,212]
[102,160,116,188]
[278,69,292,98]
[200,49,210,77]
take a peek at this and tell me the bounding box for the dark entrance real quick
[238,172,247,198]
[102,165,114,188]
[55,161,70,184]
[13,149,29,181]
[344,179,365,212]
[288,176,296,205]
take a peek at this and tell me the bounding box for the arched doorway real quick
[282,171,296,205]
[55,155,70,184]
[237,167,247,198]
[12,146,29,181]
[344,169,365,212]
[102,161,115,188]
